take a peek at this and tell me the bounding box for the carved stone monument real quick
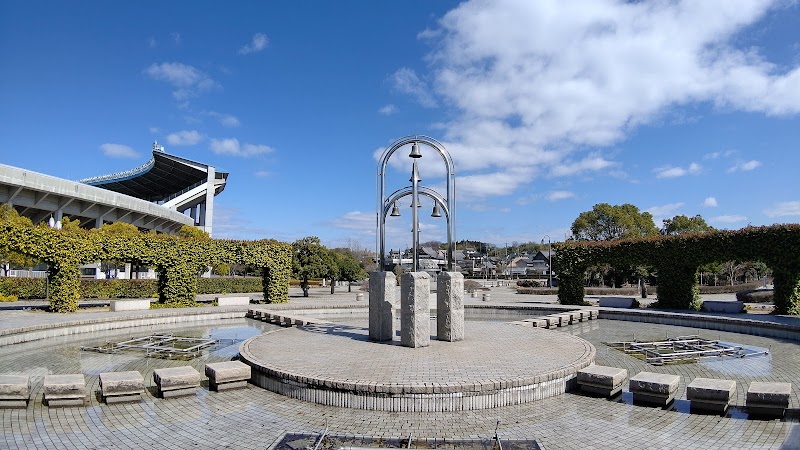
[369,271,396,341]
[437,271,464,341]
[401,271,430,348]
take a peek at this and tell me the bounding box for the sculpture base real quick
[240,321,595,412]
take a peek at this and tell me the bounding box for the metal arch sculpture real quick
[376,135,456,272]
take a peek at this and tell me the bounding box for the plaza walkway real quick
[1,286,798,449]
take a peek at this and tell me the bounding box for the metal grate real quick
[606,335,769,365]
[81,334,233,360]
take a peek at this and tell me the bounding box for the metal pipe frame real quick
[377,135,456,272]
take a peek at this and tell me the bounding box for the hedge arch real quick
[0,222,292,312]
[555,224,800,314]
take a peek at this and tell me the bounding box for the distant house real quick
[507,256,529,276]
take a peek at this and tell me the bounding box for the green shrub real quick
[197,277,262,294]
[0,219,293,312]
[0,277,46,299]
[736,289,774,303]
[556,225,800,313]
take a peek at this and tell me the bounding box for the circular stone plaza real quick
[1,287,798,449]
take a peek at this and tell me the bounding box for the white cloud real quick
[209,138,274,157]
[764,201,800,218]
[654,162,701,178]
[149,127,160,134]
[239,33,269,55]
[378,104,398,116]
[712,214,748,223]
[99,143,138,159]
[704,150,735,160]
[330,211,375,232]
[144,62,217,100]
[165,130,204,146]
[148,37,157,48]
[551,154,615,177]
[647,202,685,218]
[727,160,762,172]
[171,32,181,45]
[390,67,437,108]
[405,0,800,199]
[545,191,575,201]
[703,197,718,207]
[654,166,688,179]
[254,170,271,178]
[204,111,241,127]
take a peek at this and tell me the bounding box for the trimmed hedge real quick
[0,276,267,300]
[0,277,46,299]
[0,221,292,312]
[555,225,800,314]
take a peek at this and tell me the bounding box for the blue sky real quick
[1,0,799,252]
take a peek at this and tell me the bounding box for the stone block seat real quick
[43,374,86,407]
[99,371,145,404]
[629,371,680,407]
[746,381,792,418]
[0,375,30,408]
[153,366,201,398]
[577,365,628,397]
[686,377,736,413]
[205,361,251,391]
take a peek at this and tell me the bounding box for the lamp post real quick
[45,215,62,299]
[541,235,551,288]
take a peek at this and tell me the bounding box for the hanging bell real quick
[390,202,401,216]
[409,142,422,158]
[409,196,422,207]
[431,203,442,217]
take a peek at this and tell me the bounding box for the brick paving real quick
[0,288,798,449]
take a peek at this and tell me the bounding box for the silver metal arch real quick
[376,135,456,271]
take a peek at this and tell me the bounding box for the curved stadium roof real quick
[79,150,228,203]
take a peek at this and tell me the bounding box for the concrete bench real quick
[110,299,151,311]
[629,371,680,406]
[686,377,736,413]
[529,318,548,327]
[577,365,628,397]
[0,375,30,408]
[43,374,86,407]
[99,371,145,404]
[746,381,792,417]
[701,300,744,313]
[553,313,573,326]
[205,361,251,391]
[482,293,492,302]
[598,296,636,308]
[153,366,201,398]
[216,296,250,306]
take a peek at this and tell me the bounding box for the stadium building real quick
[0,142,227,278]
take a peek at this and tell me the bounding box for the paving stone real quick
[153,366,201,398]
[629,371,680,406]
[43,374,85,407]
[205,361,251,391]
[747,381,792,417]
[686,377,736,413]
[577,365,627,397]
[0,375,29,408]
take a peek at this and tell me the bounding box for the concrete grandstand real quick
[0,141,227,236]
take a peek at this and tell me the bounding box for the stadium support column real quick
[203,166,215,237]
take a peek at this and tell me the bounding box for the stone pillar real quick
[203,166,215,236]
[437,271,464,342]
[401,271,430,348]
[369,271,396,341]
